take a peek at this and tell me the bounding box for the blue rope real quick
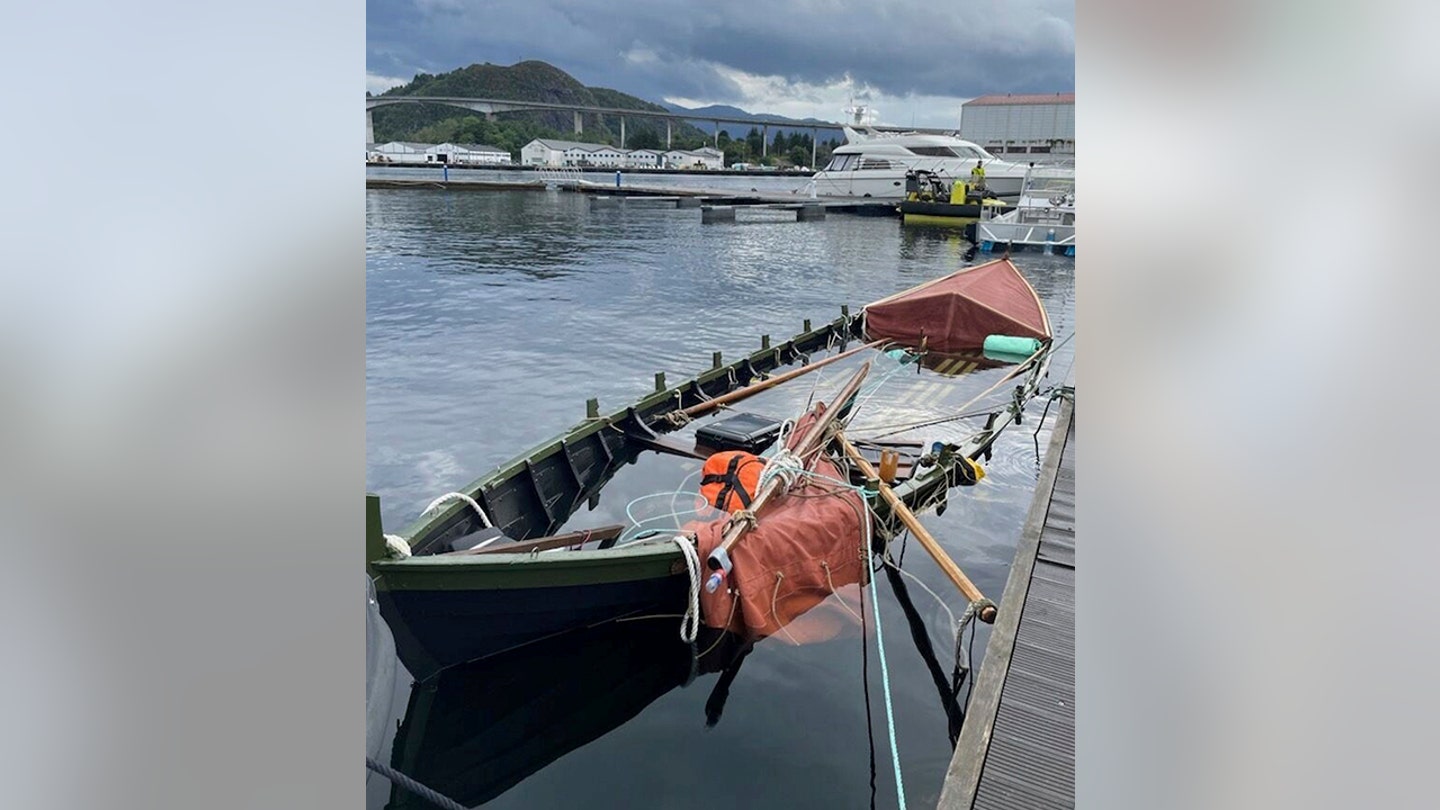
[869,562,908,809]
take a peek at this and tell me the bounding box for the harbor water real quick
[366,179,1075,809]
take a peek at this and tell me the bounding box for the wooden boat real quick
[368,263,1055,680]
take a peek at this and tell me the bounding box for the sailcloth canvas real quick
[864,258,1051,353]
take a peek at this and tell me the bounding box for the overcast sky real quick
[367,0,1074,129]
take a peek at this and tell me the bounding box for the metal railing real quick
[537,166,588,189]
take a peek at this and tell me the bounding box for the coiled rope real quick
[365,756,468,810]
[378,492,495,560]
[382,534,412,559]
[673,535,701,643]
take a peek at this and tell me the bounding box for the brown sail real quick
[864,258,1051,353]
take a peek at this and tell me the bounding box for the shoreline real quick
[365,161,817,178]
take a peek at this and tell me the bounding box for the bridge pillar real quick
[366,109,374,144]
[812,127,818,169]
[620,116,625,149]
[574,110,583,135]
[763,124,768,157]
[666,120,672,149]
[714,122,719,148]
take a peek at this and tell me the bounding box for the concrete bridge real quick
[365,95,953,162]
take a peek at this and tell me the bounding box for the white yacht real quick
[809,127,1051,200]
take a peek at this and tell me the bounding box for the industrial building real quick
[425,143,512,165]
[521,139,723,170]
[367,142,513,165]
[959,93,1075,156]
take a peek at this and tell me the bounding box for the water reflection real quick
[384,620,747,809]
[898,225,980,264]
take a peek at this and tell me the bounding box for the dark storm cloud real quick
[367,0,1073,101]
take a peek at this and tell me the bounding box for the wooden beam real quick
[681,340,882,418]
[835,432,995,623]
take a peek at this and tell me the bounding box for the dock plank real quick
[938,394,1075,809]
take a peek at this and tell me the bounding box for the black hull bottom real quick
[378,575,689,680]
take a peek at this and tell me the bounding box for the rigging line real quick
[869,552,908,810]
[882,550,958,638]
[848,403,1009,436]
[859,553,879,810]
[881,562,967,746]
[853,338,1061,440]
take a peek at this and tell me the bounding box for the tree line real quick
[377,111,842,169]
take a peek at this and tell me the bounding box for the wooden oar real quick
[704,362,872,587]
[834,431,997,624]
[681,339,884,418]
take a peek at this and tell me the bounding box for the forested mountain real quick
[369,60,840,166]
[369,60,710,154]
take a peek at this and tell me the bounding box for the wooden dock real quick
[938,389,1075,809]
[364,176,898,217]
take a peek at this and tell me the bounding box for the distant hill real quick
[661,102,845,139]
[370,60,709,151]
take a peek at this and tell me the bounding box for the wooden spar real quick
[680,340,883,419]
[834,431,997,624]
[704,362,872,574]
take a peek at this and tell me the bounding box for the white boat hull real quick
[978,220,1075,246]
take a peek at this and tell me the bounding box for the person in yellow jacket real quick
[969,160,987,192]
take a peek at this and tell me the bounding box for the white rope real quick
[382,534,412,559]
[758,447,805,494]
[422,492,491,528]
[673,536,701,643]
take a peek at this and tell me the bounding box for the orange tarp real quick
[864,258,1051,353]
[689,407,870,640]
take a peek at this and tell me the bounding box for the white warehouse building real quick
[521,139,724,170]
[959,93,1075,157]
[425,143,512,165]
[369,141,432,164]
[520,139,617,167]
[665,147,723,170]
[368,141,512,165]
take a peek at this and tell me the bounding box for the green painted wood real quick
[366,493,385,574]
[372,542,684,591]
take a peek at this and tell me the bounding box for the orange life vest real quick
[699,451,764,512]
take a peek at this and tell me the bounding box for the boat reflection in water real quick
[383,619,749,809]
[384,564,974,808]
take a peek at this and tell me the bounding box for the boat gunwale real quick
[374,437,969,581]
[394,313,864,548]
